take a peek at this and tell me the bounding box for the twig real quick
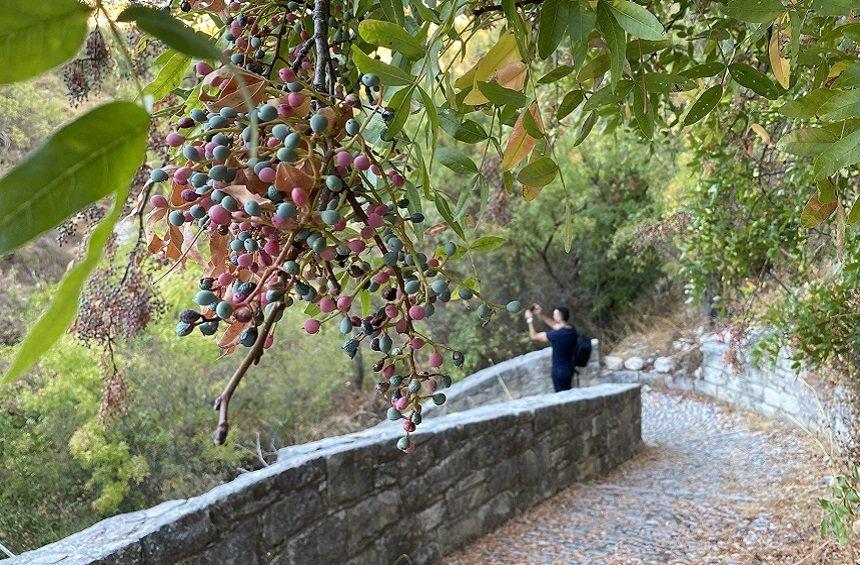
[213,301,286,445]
[290,38,315,73]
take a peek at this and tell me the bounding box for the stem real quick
[213,301,286,445]
[312,0,331,95]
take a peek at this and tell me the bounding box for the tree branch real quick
[312,0,331,94]
[213,301,286,445]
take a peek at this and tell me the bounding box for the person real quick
[524,304,579,392]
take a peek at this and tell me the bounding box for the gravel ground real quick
[444,387,857,564]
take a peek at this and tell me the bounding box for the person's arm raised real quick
[525,312,548,343]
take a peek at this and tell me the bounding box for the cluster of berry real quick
[145,0,520,451]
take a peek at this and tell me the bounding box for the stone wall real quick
[602,332,854,450]
[428,340,601,416]
[7,349,638,565]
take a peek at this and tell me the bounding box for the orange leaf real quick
[769,20,790,90]
[522,185,542,201]
[496,61,528,91]
[275,162,315,191]
[502,103,543,171]
[220,184,271,206]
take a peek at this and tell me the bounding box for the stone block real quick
[603,356,623,371]
[326,448,374,506]
[653,357,676,374]
[624,357,645,371]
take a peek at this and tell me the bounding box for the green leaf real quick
[118,6,222,61]
[729,63,783,100]
[350,45,413,86]
[358,20,425,59]
[574,111,599,146]
[3,183,130,385]
[518,157,559,187]
[538,65,575,85]
[833,63,860,89]
[538,0,568,59]
[814,128,860,177]
[417,87,439,144]
[523,109,545,138]
[847,197,860,225]
[0,101,149,255]
[436,147,478,174]
[578,54,610,82]
[382,86,414,140]
[777,127,839,156]
[142,51,192,101]
[632,80,653,139]
[0,0,91,84]
[583,84,626,111]
[684,85,723,126]
[380,0,406,26]
[819,89,860,122]
[607,0,664,40]
[477,81,528,107]
[434,193,466,240]
[812,0,855,16]
[470,235,507,252]
[596,2,627,89]
[452,119,489,143]
[639,73,693,93]
[722,0,786,23]
[779,88,839,119]
[557,89,585,119]
[679,62,726,79]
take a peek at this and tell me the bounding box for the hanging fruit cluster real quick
[143,0,520,452]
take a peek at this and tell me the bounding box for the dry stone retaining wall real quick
[7,346,638,565]
[602,332,854,450]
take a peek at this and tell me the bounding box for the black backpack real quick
[572,334,592,368]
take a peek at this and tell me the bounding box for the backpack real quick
[572,334,592,368]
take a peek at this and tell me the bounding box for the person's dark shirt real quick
[546,327,578,373]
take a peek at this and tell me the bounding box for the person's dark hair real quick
[554,306,570,321]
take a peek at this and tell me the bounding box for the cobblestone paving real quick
[445,388,853,564]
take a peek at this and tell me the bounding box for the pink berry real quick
[304,319,320,334]
[408,305,425,320]
[288,92,305,107]
[347,239,365,253]
[264,240,279,256]
[360,226,375,239]
[336,296,352,311]
[278,67,296,82]
[209,205,231,225]
[396,319,409,333]
[291,187,309,207]
[429,352,443,367]
[319,297,336,313]
[166,132,184,147]
[335,151,353,167]
[410,337,425,349]
[258,167,276,183]
[174,166,191,184]
[394,396,408,410]
[150,194,168,208]
[218,272,233,286]
[237,253,254,268]
[384,304,398,318]
[264,334,274,349]
[354,155,371,170]
[383,364,395,378]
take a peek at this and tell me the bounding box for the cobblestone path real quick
[445,388,851,564]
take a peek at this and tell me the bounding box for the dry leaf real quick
[769,19,790,90]
[502,103,543,171]
[496,61,528,92]
[522,185,542,201]
[750,123,771,145]
[275,162,315,191]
